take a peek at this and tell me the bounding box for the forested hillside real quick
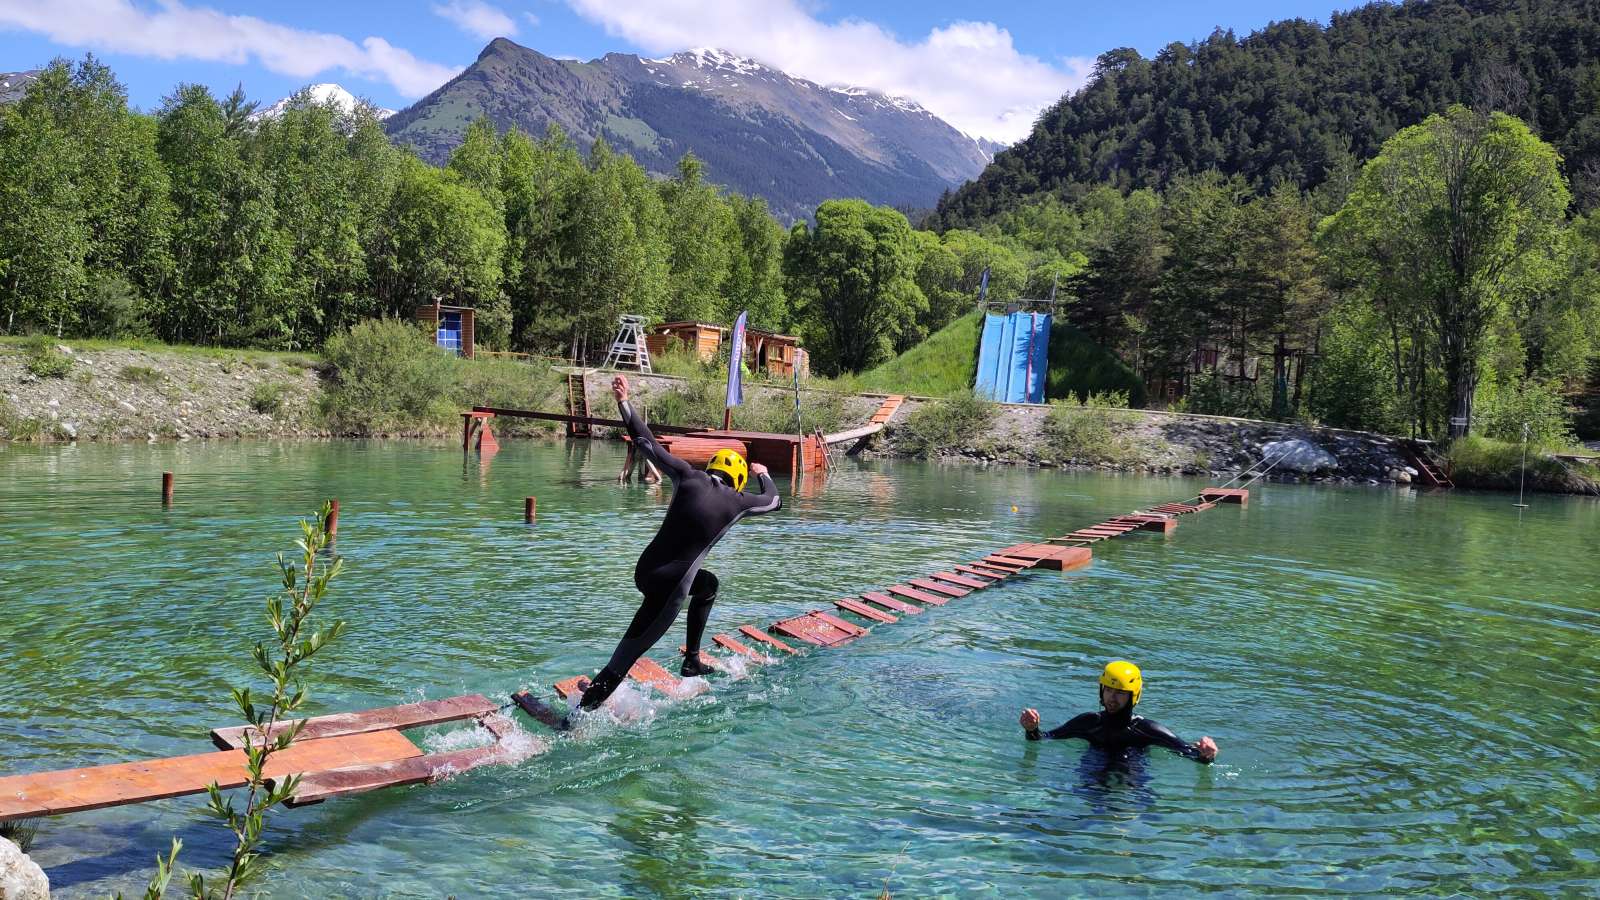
[935,0,1600,229]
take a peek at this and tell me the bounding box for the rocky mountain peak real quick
[252,83,395,121]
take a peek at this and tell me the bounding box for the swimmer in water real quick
[1019,660,1218,763]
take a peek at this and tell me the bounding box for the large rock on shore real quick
[1261,439,1338,473]
[0,836,48,900]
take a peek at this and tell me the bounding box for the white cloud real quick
[524,12,541,27]
[559,0,1092,141]
[0,0,459,97]
[432,0,517,41]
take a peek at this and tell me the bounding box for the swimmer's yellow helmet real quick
[1099,660,1143,706]
[706,448,748,491]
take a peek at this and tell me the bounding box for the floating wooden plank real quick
[714,633,775,663]
[979,557,1028,572]
[677,646,728,671]
[909,578,968,598]
[930,571,989,590]
[836,597,896,623]
[511,692,565,730]
[281,742,517,807]
[886,584,949,606]
[810,611,869,637]
[627,658,682,694]
[956,564,1009,580]
[552,675,592,700]
[740,624,799,655]
[860,591,921,614]
[997,544,1093,571]
[211,694,499,751]
[771,613,862,647]
[1199,488,1249,506]
[0,730,421,822]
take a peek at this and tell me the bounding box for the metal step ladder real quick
[601,314,653,374]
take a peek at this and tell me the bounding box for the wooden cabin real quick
[653,321,726,361]
[746,329,800,378]
[416,303,476,358]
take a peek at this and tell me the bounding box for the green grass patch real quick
[1446,436,1599,495]
[250,382,287,415]
[1044,322,1147,407]
[892,390,999,458]
[855,313,981,397]
[22,336,74,378]
[118,364,165,386]
[1040,392,1144,465]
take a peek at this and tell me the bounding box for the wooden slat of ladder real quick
[909,578,968,598]
[811,611,869,637]
[0,730,421,822]
[714,633,774,663]
[978,557,1027,572]
[774,611,838,640]
[861,591,921,614]
[677,646,728,671]
[281,741,516,807]
[740,624,798,655]
[930,571,989,590]
[955,565,1009,580]
[836,597,896,623]
[886,584,949,606]
[211,694,499,750]
[627,658,682,694]
[553,675,592,700]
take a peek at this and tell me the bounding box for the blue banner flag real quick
[726,310,747,408]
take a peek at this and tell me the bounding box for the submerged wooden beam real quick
[0,730,422,822]
[211,694,499,751]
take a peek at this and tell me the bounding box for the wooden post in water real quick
[525,497,536,523]
[324,500,338,538]
[161,472,173,505]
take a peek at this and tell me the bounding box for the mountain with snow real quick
[0,70,41,106]
[251,83,395,121]
[386,39,992,221]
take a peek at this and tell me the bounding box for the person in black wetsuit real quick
[1019,660,1218,763]
[575,374,783,712]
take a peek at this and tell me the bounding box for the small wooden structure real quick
[745,329,800,378]
[415,302,475,358]
[653,321,726,361]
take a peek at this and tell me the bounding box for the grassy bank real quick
[1446,436,1600,495]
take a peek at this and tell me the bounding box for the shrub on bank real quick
[319,318,564,435]
[1447,436,1600,495]
[893,390,998,457]
[23,336,73,378]
[1042,392,1142,465]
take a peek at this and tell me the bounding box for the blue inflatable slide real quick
[975,311,1051,403]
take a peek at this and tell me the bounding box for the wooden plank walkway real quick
[5,487,1249,825]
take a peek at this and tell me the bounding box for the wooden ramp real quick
[0,695,517,823]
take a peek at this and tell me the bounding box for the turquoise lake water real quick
[1,440,1597,899]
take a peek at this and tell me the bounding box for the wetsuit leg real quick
[580,587,685,710]
[681,570,719,677]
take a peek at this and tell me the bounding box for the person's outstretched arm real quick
[1020,708,1096,742]
[613,375,692,481]
[1133,718,1218,763]
[739,463,782,514]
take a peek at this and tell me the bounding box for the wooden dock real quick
[3,487,1246,824]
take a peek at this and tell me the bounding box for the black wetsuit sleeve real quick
[1134,718,1212,763]
[619,400,693,480]
[740,472,782,514]
[1027,712,1098,742]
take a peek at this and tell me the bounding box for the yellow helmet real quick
[706,448,748,491]
[1099,660,1142,706]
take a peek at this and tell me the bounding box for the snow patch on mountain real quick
[252,84,395,121]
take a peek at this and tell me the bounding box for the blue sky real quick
[2,1,1354,140]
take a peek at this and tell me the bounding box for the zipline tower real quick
[602,314,653,374]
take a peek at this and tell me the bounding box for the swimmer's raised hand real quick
[751,463,768,476]
[1019,708,1041,731]
[612,374,629,402]
[1196,736,1217,761]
